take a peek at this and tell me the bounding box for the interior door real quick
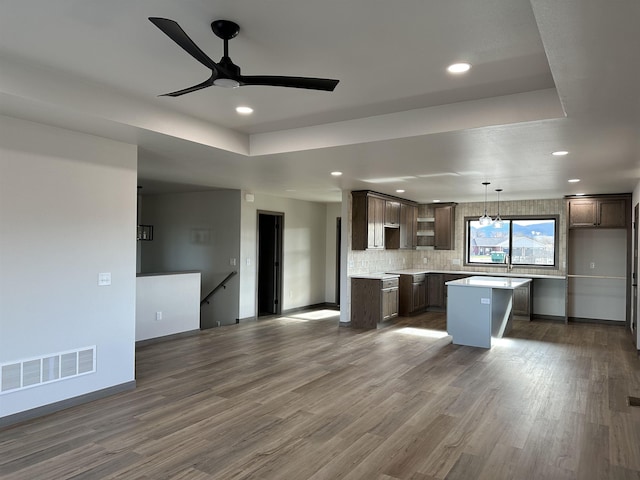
[257,212,283,317]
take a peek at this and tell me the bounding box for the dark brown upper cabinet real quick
[567,195,629,228]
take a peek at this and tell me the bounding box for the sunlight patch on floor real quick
[289,309,339,320]
[279,317,309,323]
[394,327,450,339]
[491,336,517,347]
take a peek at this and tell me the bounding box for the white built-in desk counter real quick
[445,276,532,348]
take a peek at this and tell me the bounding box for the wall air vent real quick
[0,346,96,394]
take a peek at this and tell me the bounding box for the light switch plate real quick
[98,272,111,286]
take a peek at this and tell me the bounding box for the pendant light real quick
[479,181,492,225]
[493,188,503,228]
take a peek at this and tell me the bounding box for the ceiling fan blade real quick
[238,75,339,91]
[160,76,215,97]
[149,17,219,71]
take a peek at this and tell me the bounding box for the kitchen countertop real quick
[384,268,565,280]
[445,276,532,289]
[350,273,400,280]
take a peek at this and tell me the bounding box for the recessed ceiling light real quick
[236,106,253,114]
[331,171,342,176]
[575,193,585,196]
[552,150,569,156]
[433,199,441,203]
[396,189,405,193]
[568,178,580,183]
[447,63,471,74]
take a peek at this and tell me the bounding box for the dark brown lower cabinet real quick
[351,277,399,328]
[398,273,427,315]
[427,273,445,309]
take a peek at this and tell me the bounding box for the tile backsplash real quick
[347,197,566,277]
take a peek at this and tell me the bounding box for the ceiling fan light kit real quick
[149,17,339,96]
[213,78,240,88]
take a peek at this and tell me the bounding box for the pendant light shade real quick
[493,188,503,228]
[479,181,492,225]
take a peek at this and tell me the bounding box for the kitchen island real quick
[445,276,532,348]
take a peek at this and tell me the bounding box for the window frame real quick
[463,214,559,269]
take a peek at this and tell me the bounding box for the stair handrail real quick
[201,270,238,305]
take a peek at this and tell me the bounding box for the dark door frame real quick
[633,203,639,338]
[256,211,284,318]
[335,217,341,306]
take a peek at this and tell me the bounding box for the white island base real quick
[446,276,532,348]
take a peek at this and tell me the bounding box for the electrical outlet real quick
[230,257,237,266]
[452,258,461,265]
[98,272,111,286]
[589,261,596,269]
[423,257,428,264]
[156,311,162,321]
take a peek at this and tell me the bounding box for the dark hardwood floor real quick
[2,310,640,479]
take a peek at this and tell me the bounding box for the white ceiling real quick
[1,0,639,203]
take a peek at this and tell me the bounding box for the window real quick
[466,216,557,267]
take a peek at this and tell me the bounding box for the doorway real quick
[257,212,283,317]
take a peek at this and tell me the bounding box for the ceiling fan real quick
[149,17,340,96]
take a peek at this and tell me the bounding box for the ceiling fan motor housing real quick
[211,20,240,40]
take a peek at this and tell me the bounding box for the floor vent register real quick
[0,346,96,394]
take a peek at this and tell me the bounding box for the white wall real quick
[136,273,201,341]
[140,190,241,328]
[0,116,137,419]
[239,193,328,319]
